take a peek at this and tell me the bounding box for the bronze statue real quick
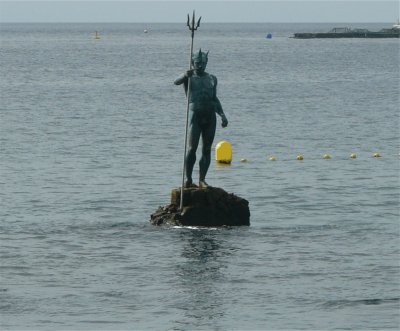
[175,49,228,188]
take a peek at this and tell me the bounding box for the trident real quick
[180,11,201,211]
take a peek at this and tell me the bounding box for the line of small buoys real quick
[216,152,390,165]
[215,141,390,164]
[270,152,383,161]
[235,152,386,163]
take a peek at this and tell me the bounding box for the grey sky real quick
[0,1,398,23]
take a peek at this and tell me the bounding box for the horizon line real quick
[0,21,395,24]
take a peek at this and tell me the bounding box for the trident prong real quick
[187,10,201,33]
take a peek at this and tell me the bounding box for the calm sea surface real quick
[0,23,399,330]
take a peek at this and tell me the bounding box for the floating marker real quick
[373,152,381,158]
[350,153,357,159]
[266,33,272,39]
[240,158,247,163]
[94,31,100,39]
[323,154,331,159]
[269,156,277,161]
[296,154,304,160]
[215,140,232,164]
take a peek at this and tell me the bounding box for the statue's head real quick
[192,49,208,74]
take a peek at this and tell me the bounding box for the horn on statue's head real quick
[192,48,208,63]
[204,50,209,62]
[192,49,199,61]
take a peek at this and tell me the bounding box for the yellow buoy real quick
[350,153,357,159]
[323,154,331,159]
[215,140,232,164]
[373,152,381,158]
[296,154,303,160]
[269,156,277,161]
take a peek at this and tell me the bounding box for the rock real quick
[150,186,250,227]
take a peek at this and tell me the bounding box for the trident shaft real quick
[180,11,201,211]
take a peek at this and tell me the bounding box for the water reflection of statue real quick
[174,49,228,189]
[173,230,226,328]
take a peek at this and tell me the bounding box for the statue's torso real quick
[189,74,215,112]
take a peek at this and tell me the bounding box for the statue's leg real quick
[199,116,216,184]
[186,121,201,186]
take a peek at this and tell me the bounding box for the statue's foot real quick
[184,180,198,188]
[199,180,209,189]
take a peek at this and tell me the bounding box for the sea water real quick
[0,23,399,330]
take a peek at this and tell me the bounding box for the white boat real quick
[393,20,400,30]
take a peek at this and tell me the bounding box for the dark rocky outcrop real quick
[150,186,250,227]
